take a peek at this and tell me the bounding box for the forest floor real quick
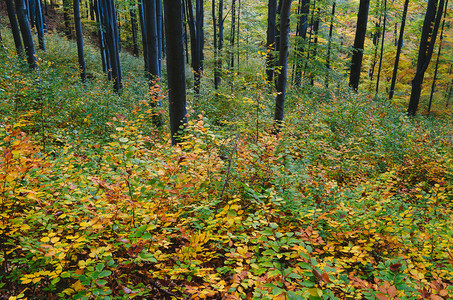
[1,24,453,300]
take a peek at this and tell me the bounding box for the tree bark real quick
[376,0,387,94]
[16,0,38,69]
[389,0,409,100]
[63,0,72,39]
[428,0,448,113]
[293,0,309,86]
[5,0,23,56]
[349,0,370,91]
[74,0,86,83]
[266,0,278,82]
[274,0,292,129]
[35,0,46,51]
[129,3,139,57]
[407,0,444,115]
[164,0,188,145]
[325,1,335,88]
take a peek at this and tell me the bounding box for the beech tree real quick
[325,1,335,88]
[389,0,409,100]
[185,0,204,95]
[274,0,292,129]
[74,0,87,83]
[99,0,122,93]
[293,0,309,86]
[213,0,224,88]
[16,0,38,69]
[266,0,278,82]
[35,0,46,51]
[428,0,449,113]
[407,0,444,115]
[349,0,370,91]
[5,0,23,56]
[164,0,188,145]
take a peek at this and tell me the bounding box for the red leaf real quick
[390,263,402,272]
[321,272,330,283]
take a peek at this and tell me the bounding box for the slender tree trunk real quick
[293,0,309,86]
[156,0,163,70]
[36,0,46,51]
[236,0,241,72]
[94,0,108,75]
[5,0,24,56]
[63,0,72,39]
[164,0,187,145]
[325,1,335,88]
[74,0,86,83]
[389,0,409,100]
[428,0,448,113]
[143,0,163,126]
[229,0,236,71]
[143,0,160,79]
[349,0,370,91]
[139,2,148,71]
[100,0,123,93]
[274,0,292,129]
[407,0,444,115]
[130,4,139,57]
[309,7,319,86]
[266,0,278,82]
[16,0,38,69]
[375,0,387,94]
[369,12,381,81]
[216,0,224,87]
[303,0,315,76]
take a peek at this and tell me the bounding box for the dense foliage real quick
[1,10,453,300]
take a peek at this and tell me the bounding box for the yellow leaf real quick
[40,237,50,243]
[51,237,60,244]
[20,224,31,231]
[32,277,41,283]
[71,280,84,291]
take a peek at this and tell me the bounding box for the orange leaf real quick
[376,293,388,300]
[321,272,330,283]
[387,285,397,298]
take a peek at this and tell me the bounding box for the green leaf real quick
[99,270,112,278]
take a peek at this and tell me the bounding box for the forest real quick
[0,0,452,299]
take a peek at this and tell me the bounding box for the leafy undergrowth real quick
[1,34,453,300]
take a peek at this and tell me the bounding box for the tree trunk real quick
[35,0,46,51]
[274,0,292,129]
[229,0,236,71]
[325,1,335,88]
[73,0,86,83]
[163,0,187,145]
[266,0,278,82]
[349,0,370,91]
[389,0,409,100]
[129,3,139,57]
[5,0,23,56]
[16,0,38,69]
[309,7,319,86]
[156,0,163,67]
[293,0,309,86]
[375,0,387,94]
[100,0,123,93]
[428,0,448,113]
[63,0,72,39]
[143,0,163,126]
[143,0,160,78]
[407,0,444,115]
[94,0,108,75]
